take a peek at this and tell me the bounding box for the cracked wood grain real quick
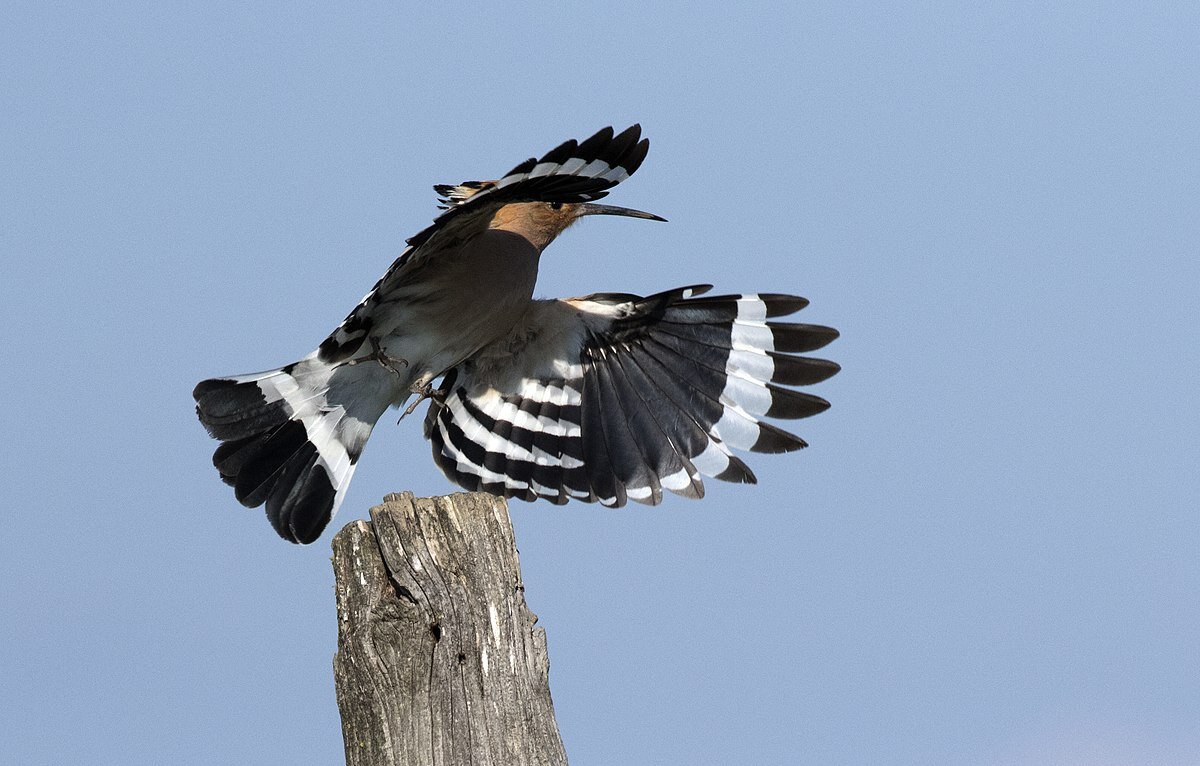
[332,492,568,766]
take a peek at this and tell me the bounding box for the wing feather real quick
[423,286,838,506]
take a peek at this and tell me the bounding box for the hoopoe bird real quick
[194,126,840,544]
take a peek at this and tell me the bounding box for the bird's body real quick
[195,126,839,543]
[373,227,543,391]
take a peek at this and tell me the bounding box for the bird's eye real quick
[548,202,563,210]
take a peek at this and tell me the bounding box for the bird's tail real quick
[193,355,400,544]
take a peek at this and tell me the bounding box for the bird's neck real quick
[489,204,566,252]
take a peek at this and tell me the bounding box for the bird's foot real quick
[398,381,446,422]
[347,337,409,378]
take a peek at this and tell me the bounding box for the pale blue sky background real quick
[3,3,1197,764]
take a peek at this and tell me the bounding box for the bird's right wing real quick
[423,286,840,507]
[318,125,651,364]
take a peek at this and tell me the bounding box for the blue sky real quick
[3,3,1197,764]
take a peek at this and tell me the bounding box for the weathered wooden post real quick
[331,492,568,766]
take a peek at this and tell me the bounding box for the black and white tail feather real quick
[424,286,839,507]
[193,357,396,544]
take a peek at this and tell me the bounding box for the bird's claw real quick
[347,337,409,378]
[398,381,446,423]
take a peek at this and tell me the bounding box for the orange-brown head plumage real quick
[489,200,665,252]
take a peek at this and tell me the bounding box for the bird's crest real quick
[433,179,499,209]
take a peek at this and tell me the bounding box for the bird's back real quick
[374,225,542,382]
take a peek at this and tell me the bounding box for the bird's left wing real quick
[423,286,840,506]
[318,125,651,363]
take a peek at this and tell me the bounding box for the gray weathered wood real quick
[332,491,568,766]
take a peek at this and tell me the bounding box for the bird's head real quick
[491,200,666,251]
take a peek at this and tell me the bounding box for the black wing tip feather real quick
[769,354,841,386]
[759,294,810,317]
[769,322,840,353]
[751,422,809,453]
[715,455,758,484]
[765,387,832,420]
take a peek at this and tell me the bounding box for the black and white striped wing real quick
[318,125,652,363]
[423,286,840,507]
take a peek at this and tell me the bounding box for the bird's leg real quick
[346,336,409,378]
[398,380,446,422]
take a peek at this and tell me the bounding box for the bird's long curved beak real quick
[578,203,667,222]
